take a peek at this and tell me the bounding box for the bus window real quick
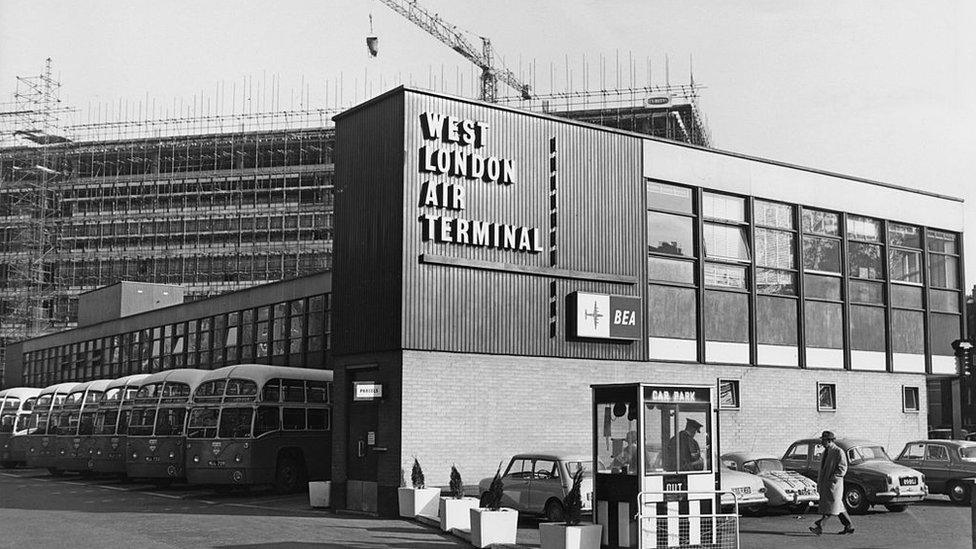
[155,408,186,436]
[0,414,14,433]
[254,406,280,436]
[282,408,306,430]
[129,408,157,436]
[162,383,190,399]
[283,380,304,402]
[187,408,219,438]
[22,397,35,411]
[2,398,20,411]
[78,412,96,435]
[307,382,328,403]
[262,380,281,402]
[15,415,31,432]
[197,380,227,398]
[117,410,131,434]
[218,408,254,438]
[307,409,329,431]
[226,379,257,397]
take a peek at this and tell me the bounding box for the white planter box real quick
[539,522,603,549]
[398,486,440,518]
[439,496,479,531]
[470,507,519,548]
[308,481,331,508]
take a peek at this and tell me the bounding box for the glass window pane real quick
[804,274,841,300]
[648,256,695,284]
[928,255,958,289]
[848,242,882,279]
[755,228,794,268]
[805,301,843,349]
[704,223,750,261]
[757,269,795,295]
[704,291,750,343]
[702,193,745,222]
[891,309,924,354]
[704,263,747,289]
[802,236,841,273]
[282,408,306,430]
[929,313,960,357]
[218,408,253,438]
[648,285,696,339]
[647,211,694,257]
[927,230,957,254]
[930,289,960,313]
[846,216,881,242]
[889,249,922,283]
[850,305,885,351]
[891,284,923,309]
[754,200,793,229]
[757,296,797,345]
[889,223,921,248]
[647,181,693,213]
[802,209,839,236]
[850,280,884,304]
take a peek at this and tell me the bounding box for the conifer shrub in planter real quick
[439,464,479,531]
[539,468,602,549]
[470,465,518,548]
[397,458,440,518]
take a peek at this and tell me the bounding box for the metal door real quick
[346,369,379,513]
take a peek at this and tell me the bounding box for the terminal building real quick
[3,87,965,517]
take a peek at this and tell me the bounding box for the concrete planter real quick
[470,507,518,548]
[397,486,440,518]
[539,522,603,549]
[439,496,479,531]
[308,481,331,508]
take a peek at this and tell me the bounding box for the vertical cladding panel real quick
[333,94,405,355]
[400,90,643,359]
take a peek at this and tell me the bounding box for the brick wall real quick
[399,350,927,488]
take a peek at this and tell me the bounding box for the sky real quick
[2,0,975,278]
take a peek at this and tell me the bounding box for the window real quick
[282,408,306,430]
[888,223,920,248]
[891,309,924,354]
[889,249,922,284]
[534,459,558,480]
[755,228,794,269]
[757,296,798,348]
[254,406,279,436]
[850,306,885,352]
[805,301,843,349]
[704,263,747,289]
[900,442,924,460]
[647,181,692,213]
[703,224,750,261]
[755,200,793,229]
[784,443,809,461]
[307,408,330,430]
[848,242,883,279]
[846,216,881,242]
[218,408,253,438]
[817,383,836,411]
[704,291,749,343]
[926,444,949,461]
[282,379,305,402]
[307,381,329,403]
[718,379,740,410]
[262,380,281,402]
[903,386,920,413]
[647,286,696,340]
[702,193,745,222]
[802,237,841,273]
[648,256,695,284]
[647,212,694,257]
[802,210,839,236]
[505,458,533,479]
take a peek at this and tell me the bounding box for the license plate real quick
[900,477,918,486]
[208,460,226,467]
[732,487,751,495]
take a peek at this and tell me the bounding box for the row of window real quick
[58,213,333,239]
[717,378,920,413]
[59,173,331,200]
[21,294,332,386]
[646,181,962,373]
[64,188,331,216]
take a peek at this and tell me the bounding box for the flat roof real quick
[335,86,962,204]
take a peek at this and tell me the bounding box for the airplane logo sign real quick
[573,292,641,340]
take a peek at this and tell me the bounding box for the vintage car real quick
[782,438,927,514]
[477,454,593,521]
[895,440,976,504]
[718,462,768,514]
[721,452,818,512]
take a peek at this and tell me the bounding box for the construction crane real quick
[377,0,531,102]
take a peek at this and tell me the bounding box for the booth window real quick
[718,380,740,410]
[596,399,638,475]
[817,383,836,411]
[644,400,711,475]
[903,386,920,413]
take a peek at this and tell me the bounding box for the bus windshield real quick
[128,408,157,436]
[15,414,32,432]
[187,408,219,438]
[0,414,14,433]
[218,408,254,438]
[95,410,118,435]
[155,408,187,436]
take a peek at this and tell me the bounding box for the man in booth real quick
[664,418,705,471]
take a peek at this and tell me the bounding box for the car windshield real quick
[848,445,890,463]
[960,447,976,461]
[742,459,783,474]
[564,461,593,477]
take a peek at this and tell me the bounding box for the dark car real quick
[895,440,976,505]
[782,438,927,514]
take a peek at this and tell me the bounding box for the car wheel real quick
[884,504,907,512]
[843,484,870,515]
[948,481,971,505]
[274,457,302,494]
[544,499,565,522]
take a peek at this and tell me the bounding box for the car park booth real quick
[592,383,726,549]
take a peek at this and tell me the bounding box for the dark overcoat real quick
[817,442,848,515]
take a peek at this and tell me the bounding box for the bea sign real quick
[572,292,642,341]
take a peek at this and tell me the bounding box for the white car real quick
[477,454,593,521]
[719,463,768,514]
[722,452,818,512]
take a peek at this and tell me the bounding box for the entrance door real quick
[346,368,380,513]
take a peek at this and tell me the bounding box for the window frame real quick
[718,379,740,411]
[817,382,837,412]
[902,385,920,413]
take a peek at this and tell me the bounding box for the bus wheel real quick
[1,461,17,469]
[47,467,65,477]
[274,457,302,494]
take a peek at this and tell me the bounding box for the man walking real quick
[809,430,855,536]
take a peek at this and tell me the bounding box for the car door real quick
[529,459,560,512]
[896,442,927,485]
[502,458,532,510]
[924,443,951,493]
[782,442,812,479]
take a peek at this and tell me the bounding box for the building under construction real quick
[0,69,709,387]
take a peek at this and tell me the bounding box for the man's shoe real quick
[808,525,822,536]
[837,526,855,535]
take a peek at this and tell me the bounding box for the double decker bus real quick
[24,382,80,474]
[51,379,114,473]
[185,364,333,493]
[87,374,150,475]
[0,387,42,468]
[125,369,208,482]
